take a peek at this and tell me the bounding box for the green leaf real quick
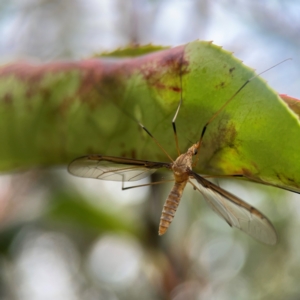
[94,44,170,57]
[0,40,299,192]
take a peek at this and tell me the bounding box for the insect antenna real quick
[171,52,187,156]
[137,121,174,162]
[193,58,292,166]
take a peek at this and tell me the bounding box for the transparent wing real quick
[68,155,171,182]
[189,171,277,245]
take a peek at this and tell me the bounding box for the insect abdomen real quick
[159,181,187,235]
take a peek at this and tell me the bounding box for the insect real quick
[68,59,290,245]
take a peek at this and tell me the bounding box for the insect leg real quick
[138,122,174,162]
[193,58,291,167]
[172,71,183,156]
[121,179,174,190]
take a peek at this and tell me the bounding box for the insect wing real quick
[190,171,277,245]
[68,155,170,182]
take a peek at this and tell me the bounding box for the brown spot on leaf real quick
[131,149,137,159]
[79,60,127,110]
[56,96,73,116]
[3,93,12,105]
[229,67,235,74]
[171,86,181,92]
[120,151,127,158]
[241,168,255,177]
[275,172,296,186]
[204,120,238,165]
[218,121,237,147]
[139,45,190,93]
[215,81,226,89]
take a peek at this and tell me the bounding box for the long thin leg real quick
[94,84,175,163]
[138,57,183,162]
[138,122,174,162]
[137,60,186,162]
[140,63,185,161]
[193,58,291,166]
[122,179,174,190]
[172,98,182,156]
[172,67,184,156]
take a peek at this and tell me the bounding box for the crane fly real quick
[68,59,290,245]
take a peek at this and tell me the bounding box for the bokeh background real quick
[0,0,300,299]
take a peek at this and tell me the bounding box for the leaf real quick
[0,40,299,192]
[280,94,300,117]
[94,44,170,58]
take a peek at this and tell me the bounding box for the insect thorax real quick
[172,151,193,182]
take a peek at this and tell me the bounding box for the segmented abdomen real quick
[159,180,188,235]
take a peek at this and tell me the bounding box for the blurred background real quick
[0,0,300,299]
